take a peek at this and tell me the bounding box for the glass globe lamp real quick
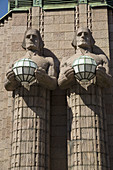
[13,58,38,84]
[72,56,97,82]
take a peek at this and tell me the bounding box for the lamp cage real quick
[72,56,97,82]
[13,58,38,84]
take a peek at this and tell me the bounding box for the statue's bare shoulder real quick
[45,56,55,66]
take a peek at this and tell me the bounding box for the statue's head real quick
[72,27,95,50]
[22,28,44,54]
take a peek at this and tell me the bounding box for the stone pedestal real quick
[67,82,110,170]
[10,84,50,170]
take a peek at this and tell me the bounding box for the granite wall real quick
[0,5,113,170]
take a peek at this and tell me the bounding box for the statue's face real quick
[25,29,39,50]
[76,28,90,48]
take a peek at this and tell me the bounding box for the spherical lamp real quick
[72,56,97,82]
[13,58,38,84]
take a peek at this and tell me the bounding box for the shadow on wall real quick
[93,45,110,70]
[93,45,106,55]
[43,48,60,77]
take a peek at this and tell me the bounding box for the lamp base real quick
[21,82,30,91]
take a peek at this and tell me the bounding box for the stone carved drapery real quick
[67,82,110,169]
[11,85,50,169]
[5,28,57,169]
[58,27,112,170]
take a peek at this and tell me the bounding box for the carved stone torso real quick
[24,51,52,72]
[32,55,50,71]
[64,51,107,69]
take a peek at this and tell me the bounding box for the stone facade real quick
[0,3,113,170]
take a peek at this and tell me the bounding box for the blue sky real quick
[0,0,8,19]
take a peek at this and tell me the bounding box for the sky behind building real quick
[0,0,8,19]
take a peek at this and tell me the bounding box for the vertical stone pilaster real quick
[67,82,110,170]
[32,6,44,53]
[10,84,50,169]
[76,3,92,30]
[28,8,32,28]
[79,3,88,28]
[75,6,79,31]
[88,5,92,31]
[39,8,44,41]
[32,6,41,30]
[92,7,110,57]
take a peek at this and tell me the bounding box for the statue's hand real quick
[96,65,112,87]
[35,67,47,81]
[6,69,15,81]
[58,66,75,89]
[64,67,75,80]
[96,65,106,73]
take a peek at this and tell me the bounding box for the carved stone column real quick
[67,81,110,170]
[10,84,50,170]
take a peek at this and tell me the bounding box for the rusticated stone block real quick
[53,32,65,41]
[44,16,54,25]
[32,16,39,26]
[95,38,109,48]
[12,13,27,26]
[0,35,4,42]
[81,140,96,152]
[20,154,26,166]
[44,24,60,33]
[92,21,108,31]
[92,11,108,22]
[79,22,87,27]
[0,43,3,51]
[26,142,34,153]
[65,15,74,24]
[53,15,65,24]
[11,26,27,34]
[11,42,24,52]
[45,41,59,49]
[44,10,74,16]
[32,6,40,16]
[11,34,24,43]
[65,32,74,41]
[92,30,109,39]
[82,152,96,165]
[59,41,72,49]
[60,23,74,32]
[81,128,96,140]
[79,4,87,14]
[79,15,87,23]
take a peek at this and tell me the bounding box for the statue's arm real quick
[96,55,113,87]
[35,58,57,90]
[4,68,20,91]
[58,61,75,89]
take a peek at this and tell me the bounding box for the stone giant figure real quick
[58,27,111,89]
[5,28,57,91]
[5,28,57,169]
[58,27,112,169]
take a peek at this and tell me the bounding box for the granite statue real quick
[58,27,112,89]
[5,28,57,91]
